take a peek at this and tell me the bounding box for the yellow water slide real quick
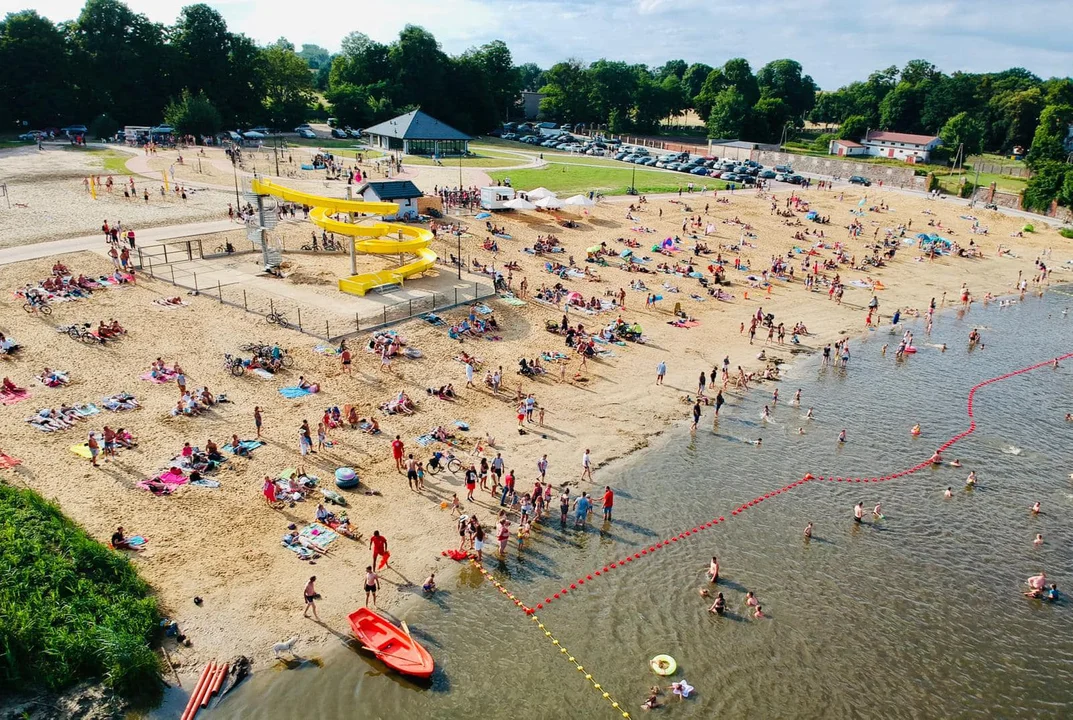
[250,178,437,296]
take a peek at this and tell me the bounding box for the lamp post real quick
[457,234,462,280]
[231,149,240,211]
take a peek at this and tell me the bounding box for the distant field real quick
[403,151,519,168]
[84,148,133,174]
[488,164,726,196]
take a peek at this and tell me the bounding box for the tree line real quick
[2,0,1071,209]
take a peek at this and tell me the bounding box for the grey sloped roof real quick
[358,180,423,200]
[363,110,471,141]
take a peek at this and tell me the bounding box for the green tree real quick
[164,90,222,137]
[900,59,940,85]
[751,97,792,142]
[586,60,637,125]
[694,59,758,122]
[326,83,377,129]
[838,114,868,141]
[940,111,985,155]
[261,43,314,127]
[89,113,119,139]
[682,63,714,102]
[988,88,1043,151]
[298,43,330,69]
[0,11,72,127]
[879,82,925,132]
[389,25,450,117]
[516,62,544,92]
[660,75,689,120]
[631,70,668,133]
[920,72,981,132]
[756,59,816,118]
[656,59,686,80]
[171,5,233,113]
[706,88,750,139]
[471,40,519,123]
[809,89,857,125]
[1027,104,1073,167]
[1022,160,1068,211]
[538,60,591,122]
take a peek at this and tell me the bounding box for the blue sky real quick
[5,0,1072,88]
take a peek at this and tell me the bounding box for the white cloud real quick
[3,0,1072,86]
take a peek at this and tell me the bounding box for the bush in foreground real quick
[0,484,162,700]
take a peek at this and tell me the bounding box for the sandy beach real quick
[0,148,1066,679]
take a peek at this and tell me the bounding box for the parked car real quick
[690,166,710,176]
[249,126,270,135]
[18,131,42,141]
[788,175,805,185]
[639,157,657,166]
[294,124,312,132]
[61,124,88,136]
[774,164,793,173]
[759,170,776,179]
[774,173,789,182]
[709,171,724,179]
[346,128,361,138]
[849,175,871,186]
[297,128,316,139]
[560,124,573,132]
[331,128,348,138]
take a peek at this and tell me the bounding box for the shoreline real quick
[0,168,1067,704]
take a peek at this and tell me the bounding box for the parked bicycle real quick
[62,323,100,344]
[265,311,289,328]
[223,353,245,377]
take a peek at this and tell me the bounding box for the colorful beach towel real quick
[140,371,174,384]
[0,389,30,405]
[69,444,94,459]
[75,403,100,417]
[0,453,22,469]
[415,434,436,447]
[223,439,264,454]
[279,386,314,399]
[313,344,341,356]
[190,478,221,488]
[299,523,340,550]
[499,294,527,307]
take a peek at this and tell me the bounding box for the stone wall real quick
[753,150,920,187]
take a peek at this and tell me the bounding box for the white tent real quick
[563,194,595,207]
[503,197,537,210]
[527,187,557,200]
[535,196,564,209]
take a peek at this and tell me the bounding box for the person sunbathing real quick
[115,428,137,448]
[97,321,118,339]
[2,377,21,393]
[362,417,381,434]
[315,503,336,524]
[205,439,224,462]
[199,387,215,405]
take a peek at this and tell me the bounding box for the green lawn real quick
[403,152,520,168]
[84,148,133,174]
[488,164,725,196]
[286,137,372,149]
[936,170,1026,195]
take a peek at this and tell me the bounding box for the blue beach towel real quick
[279,386,313,399]
[224,440,264,454]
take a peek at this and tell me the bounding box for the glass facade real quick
[406,139,468,156]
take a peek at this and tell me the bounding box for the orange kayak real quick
[348,608,435,679]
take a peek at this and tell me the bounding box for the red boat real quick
[348,608,435,679]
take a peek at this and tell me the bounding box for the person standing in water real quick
[707,556,720,583]
[853,502,864,524]
[803,522,813,539]
[838,429,847,443]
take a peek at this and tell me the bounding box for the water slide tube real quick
[250,178,437,296]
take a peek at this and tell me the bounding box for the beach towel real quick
[279,386,314,399]
[135,480,174,496]
[153,299,188,308]
[299,523,340,551]
[454,420,469,431]
[415,434,436,447]
[74,403,100,417]
[500,295,526,307]
[313,344,341,356]
[252,368,275,379]
[223,440,264,454]
[0,389,30,405]
[474,303,493,315]
[494,232,512,240]
[441,549,471,561]
[669,320,700,328]
[69,443,94,459]
[140,371,173,384]
[159,469,187,485]
[126,535,148,546]
[189,477,221,488]
[0,453,22,469]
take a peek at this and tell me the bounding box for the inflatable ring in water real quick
[650,655,676,676]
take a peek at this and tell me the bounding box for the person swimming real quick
[744,591,759,607]
[965,471,976,487]
[944,487,953,498]
[1034,533,1044,547]
[872,503,883,518]
[753,605,765,619]
[929,449,943,464]
[806,407,815,419]
[709,592,726,615]
[910,424,921,436]
[1031,501,1041,515]
[949,459,962,467]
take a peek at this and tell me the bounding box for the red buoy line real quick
[512,352,1073,612]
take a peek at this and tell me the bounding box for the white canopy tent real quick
[503,197,537,210]
[563,194,595,207]
[535,196,564,209]
[526,187,557,200]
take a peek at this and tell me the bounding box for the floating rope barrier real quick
[471,354,1072,718]
[472,559,631,718]
[535,352,1073,610]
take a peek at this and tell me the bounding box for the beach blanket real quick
[74,403,100,417]
[140,371,174,384]
[0,389,30,405]
[223,439,264,454]
[299,523,340,551]
[454,420,470,431]
[159,469,187,485]
[493,232,512,240]
[441,549,472,561]
[190,477,221,488]
[541,351,569,361]
[279,386,314,399]
[252,368,274,379]
[69,443,94,459]
[848,280,873,289]
[313,344,341,356]
[153,298,188,308]
[669,320,700,328]
[499,293,526,307]
[415,434,436,447]
[0,453,22,469]
[282,542,315,560]
[474,303,493,315]
[36,371,69,388]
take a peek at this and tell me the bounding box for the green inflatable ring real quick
[650,654,676,676]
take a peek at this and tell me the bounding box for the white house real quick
[356,180,423,219]
[363,110,471,156]
[860,131,942,163]
[828,139,867,157]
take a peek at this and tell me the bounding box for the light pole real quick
[231,149,240,211]
[457,234,462,280]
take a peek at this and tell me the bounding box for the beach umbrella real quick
[564,194,595,207]
[566,291,584,304]
[503,197,536,210]
[243,131,266,139]
[527,187,557,200]
[535,196,564,209]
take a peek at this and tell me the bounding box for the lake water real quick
[201,288,1073,720]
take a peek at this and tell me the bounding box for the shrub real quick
[1023,224,1035,233]
[1059,228,1073,239]
[0,485,162,701]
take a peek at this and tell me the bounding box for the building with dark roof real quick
[356,180,424,219]
[363,110,471,156]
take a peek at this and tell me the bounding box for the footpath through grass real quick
[83,148,134,175]
[0,484,162,701]
[489,164,725,196]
